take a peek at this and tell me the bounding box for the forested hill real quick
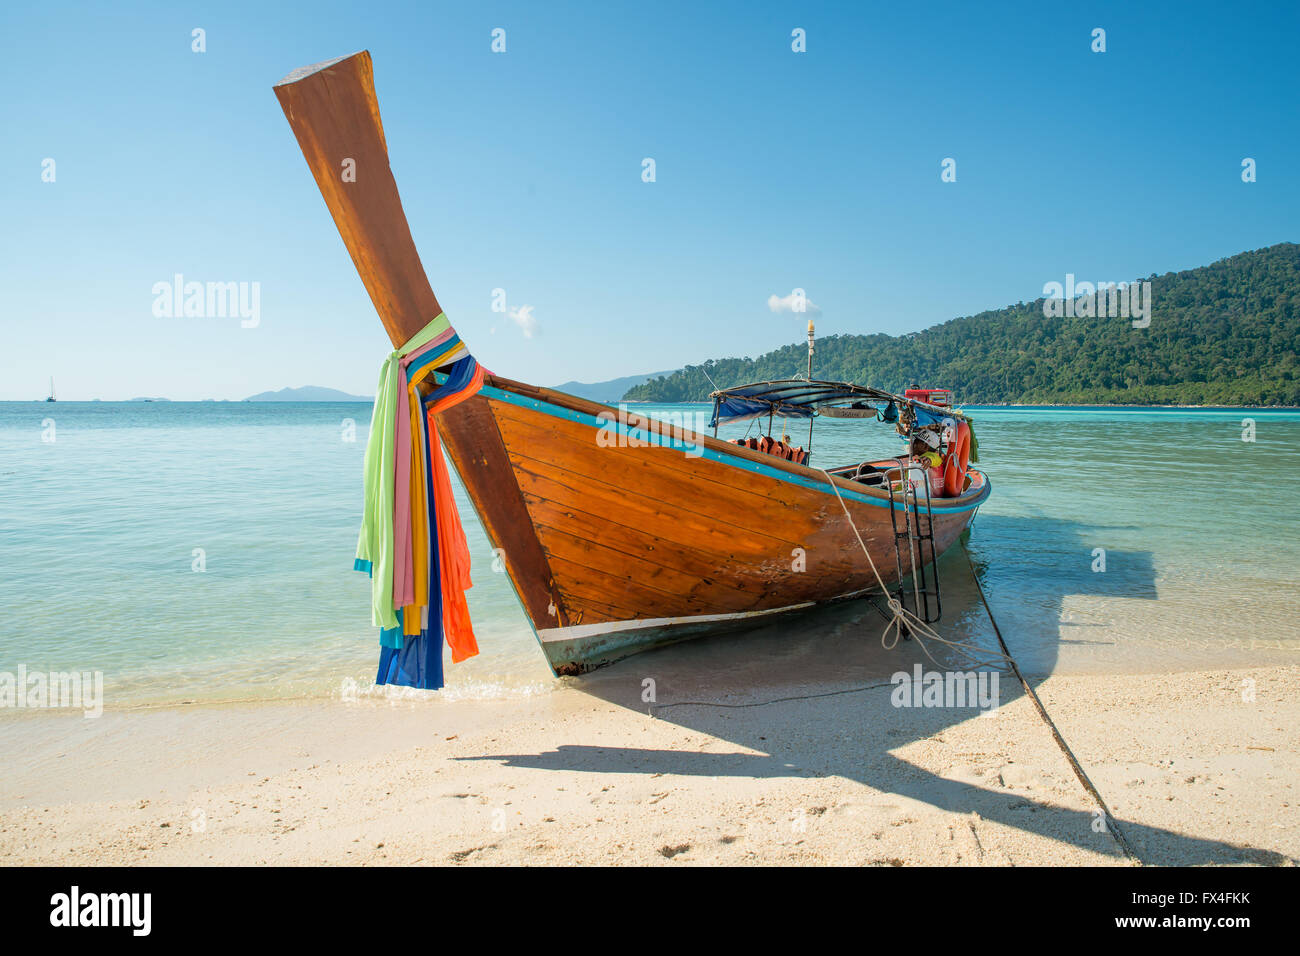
[623,243,1299,406]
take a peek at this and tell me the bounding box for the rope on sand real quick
[959,538,1140,863]
[821,467,1140,863]
[651,681,897,713]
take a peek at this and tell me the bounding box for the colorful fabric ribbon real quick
[354,313,481,689]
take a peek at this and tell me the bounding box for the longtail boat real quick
[274,52,992,681]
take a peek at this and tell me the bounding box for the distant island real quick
[244,386,372,402]
[550,370,679,404]
[624,243,1299,407]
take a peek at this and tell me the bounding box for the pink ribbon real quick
[389,327,461,610]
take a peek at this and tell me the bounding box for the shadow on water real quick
[458,513,1290,865]
[962,513,1159,672]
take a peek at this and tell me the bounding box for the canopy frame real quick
[710,378,961,422]
[708,378,967,464]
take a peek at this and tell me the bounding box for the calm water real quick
[1,401,1297,709]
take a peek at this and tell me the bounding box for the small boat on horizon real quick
[274,52,992,680]
[46,377,56,402]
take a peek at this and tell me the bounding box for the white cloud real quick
[508,305,538,338]
[767,291,822,316]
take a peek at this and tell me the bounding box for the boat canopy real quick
[708,379,962,428]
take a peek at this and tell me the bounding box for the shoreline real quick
[3,659,1295,866]
[7,400,1298,410]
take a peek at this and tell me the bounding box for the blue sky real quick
[1,0,1296,400]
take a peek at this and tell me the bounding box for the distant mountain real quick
[625,243,1300,406]
[244,386,372,402]
[552,370,679,404]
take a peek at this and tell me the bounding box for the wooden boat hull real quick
[437,376,991,674]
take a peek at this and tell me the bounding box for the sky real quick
[1,0,1296,400]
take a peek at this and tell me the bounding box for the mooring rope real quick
[820,467,1140,863]
[651,681,897,713]
[959,538,1140,863]
[818,469,1012,673]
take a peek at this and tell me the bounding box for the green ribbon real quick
[355,314,452,629]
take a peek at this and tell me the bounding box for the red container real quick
[904,387,952,407]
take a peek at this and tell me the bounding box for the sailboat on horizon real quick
[46,377,56,402]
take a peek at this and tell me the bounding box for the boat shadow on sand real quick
[460,514,1290,866]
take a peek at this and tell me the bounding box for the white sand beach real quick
[3,648,1295,866]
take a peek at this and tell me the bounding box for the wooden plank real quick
[522,494,777,591]
[529,510,777,614]
[435,394,567,627]
[533,501,883,617]
[510,458,791,555]
[274,52,442,346]
[533,586,640,629]
[533,524,722,605]
[538,552,721,622]
[492,400,836,525]
[518,476,881,603]
[493,396,824,510]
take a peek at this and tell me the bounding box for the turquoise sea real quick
[1,401,1298,710]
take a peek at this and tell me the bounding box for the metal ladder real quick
[886,461,942,629]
